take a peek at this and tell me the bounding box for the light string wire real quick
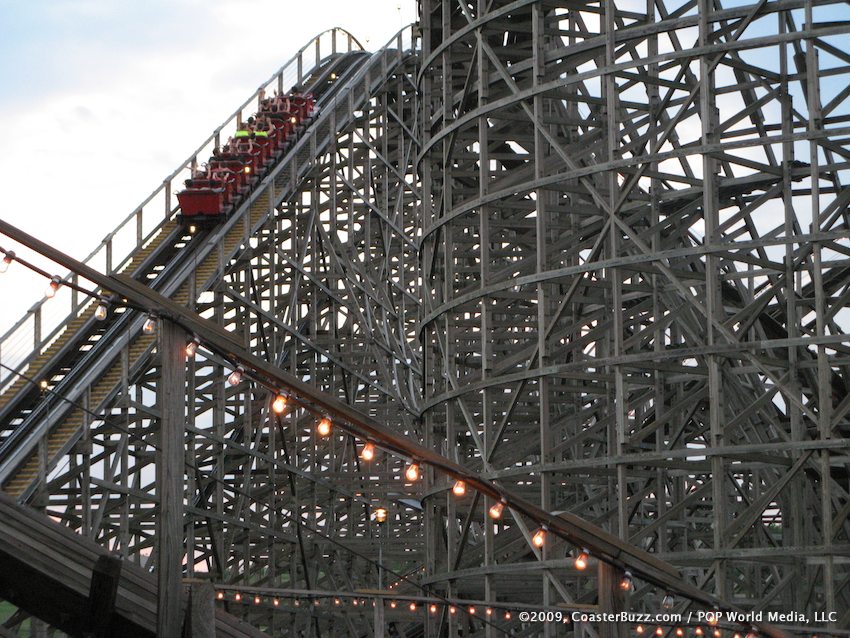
[0,244,765,636]
[0,365,507,630]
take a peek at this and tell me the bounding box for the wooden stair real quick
[3,334,154,496]
[0,306,97,414]
[2,201,269,498]
[0,222,175,413]
[115,222,175,275]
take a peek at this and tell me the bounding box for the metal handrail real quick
[0,24,420,483]
[0,27,363,390]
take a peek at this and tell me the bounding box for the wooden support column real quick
[598,562,626,638]
[157,320,187,637]
[86,554,122,638]
[183,580,215,638]
[373,598,385,638]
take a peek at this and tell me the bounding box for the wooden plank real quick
[87,555,122,638]
[0,492,269,637]
[156,321,187,636]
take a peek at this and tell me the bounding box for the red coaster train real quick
[177,91,316,225]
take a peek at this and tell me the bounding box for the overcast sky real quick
[0,0,416,342]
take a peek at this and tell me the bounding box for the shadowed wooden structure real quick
[0,492,267,638]
[0,2,848,636]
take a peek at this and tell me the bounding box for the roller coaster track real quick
[0,35,379,498]
[2,3,850,636]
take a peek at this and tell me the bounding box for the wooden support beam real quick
[597,562,626,638]
[0,214,796,638]
[0,491,267,637]
[156,320,187,637]
[184,580,215,638]
[86,555,122,638]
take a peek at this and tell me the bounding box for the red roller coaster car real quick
[177,92,315,225]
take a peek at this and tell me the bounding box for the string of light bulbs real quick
[0,364,468,625]
[0,245,112,309]
[211,586,761,638]
[0,243,773,638]
[197,351,758,636]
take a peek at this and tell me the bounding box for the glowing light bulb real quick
[39,379,49,391]
[95,302,108,321]
[234,592,242,602]
[228,367,243,386]
[656,628,664,637]
[45,277,60,299]
[272,394,287,414]
[0,253,12,273]
[330,72,337,80]
[430,604,437,614]
[469,606,476,615]
[486,608,492,616]
[290,116,298,124]
[352,599,359,606]
[449,606,456,615]
[405,462,420,481]
[216,591,224,600]
[185,338,200,357]
[620,570,633,592]
[713,631,721,638]
[532,528,546,548]
[273,598,279,607]
[505,611,512,620]
[637,626,645,635]
[574,549,589,571]
[334,598,340,606]
[142,315,157,335]
[488,500,505,520]
[452,480,466,497]
[254,595,261,605]
[361,442,375,461]
[695,628,704,636]
[409,602,416,612]
[317,417,332,436]
[390,601,397,609]
[244,165,252,174]
[188,224,197,234]
[676,629,684,637]
[374,507,388,524]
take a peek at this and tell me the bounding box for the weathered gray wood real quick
[597,562,626,638]
[0,492,266,637]
[156,321,187,637]
[184,579,215,638]
[87,554,122,638]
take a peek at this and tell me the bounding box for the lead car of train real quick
[176,91,316,225]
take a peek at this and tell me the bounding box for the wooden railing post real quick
[33,308,41,350]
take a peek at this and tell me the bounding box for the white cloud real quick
[0,0,417,335]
